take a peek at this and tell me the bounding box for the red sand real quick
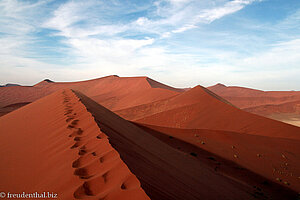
[244,100,300,116]
[208,83,300,126]
[0,76,182,116]
[74,90,298,199]
[1,76,300,199]
[2,89,297,199]
[137,123,300,192]
[0,89,149,200]
[208,83,300,107]
[118,85,300,140]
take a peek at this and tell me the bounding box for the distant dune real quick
[1,76,299,199]
[208,83,300,126]
[119,85,300,139]
[2,77,299,127]
[0,76,182,116]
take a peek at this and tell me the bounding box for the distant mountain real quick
[0,83,20,87]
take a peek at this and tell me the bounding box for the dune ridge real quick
[0,89,149,200]
[0,76,182,116]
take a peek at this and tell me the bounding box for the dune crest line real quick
[61,89,150,200]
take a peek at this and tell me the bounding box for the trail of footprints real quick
[62,90,142,200]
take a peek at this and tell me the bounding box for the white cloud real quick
[195,0,256,24]
[140,0,259,37]
[43,1,88,30]
[0,0,48,59]
[239,39,300,69]
[135,17,151,26]
[43,0,258,39]
[0,0,42,34]
[172,24,197,33]
[67,38,155,60]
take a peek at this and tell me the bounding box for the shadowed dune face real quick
[0,76,182,117]
[135,123,300,193]
[208,84,300,126]
[0,89,149,200]
[0,102,31,117]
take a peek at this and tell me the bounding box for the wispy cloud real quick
[39,0,259,71]
[194,0,257,23]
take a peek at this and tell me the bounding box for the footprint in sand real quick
[64,109,73,115]
[66,116,74,122]
[73,172,109,198]
[73,150,119,178]
[72,154,93,168]
[67,119,79,129]
[73,164,140,199]
[79,148,87,156]
[69,128,83,137]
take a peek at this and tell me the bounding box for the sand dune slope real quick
[208,84,300,126]
[75,91,298,200]
[0,76,181,117]
[136,123,300,192]
[208,83,300,109]
[243,100,300,127]
[116,85,233,120]
[119,85,300,140]
[0,89,149,200]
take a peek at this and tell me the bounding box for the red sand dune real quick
[0,102,31,117]
[116,85,234,121]
[0,76,182,116]
[244,100,300,116]
[136,123,300,192]
[75,90,298,199]
[243,101,300,127]
[208,83,300,126]
[208,83,300,107]
[0,89,149,200]
[118,85,300,140]
[1,89,297,199]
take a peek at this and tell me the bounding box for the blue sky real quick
[0,0,300,90]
